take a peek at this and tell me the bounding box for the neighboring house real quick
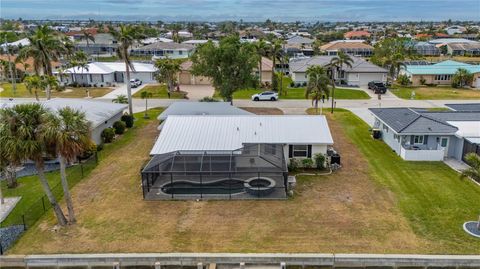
[157,102,252,121]
[55,61,157,86]
[413,42,441,56]
[177,60,212,85]
[140,37,173,45]
[290,56,387,87]
[74,33,118,56]
[0,38,30,49]
[445,42,480,56]
[182,39,218,47]
[131,42,195,59]
[370,107,480,162]
[257,57,274,83]
[446,25,467,35]
[400,60,480,88]
[0,55,61,79]
[285,36,315,57]
[319,40,374,57]
[445,103,480,112]
[1,98,127,145]
[344,31,371,40]
[165,31,193,39]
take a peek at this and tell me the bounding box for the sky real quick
[1,0,479,22]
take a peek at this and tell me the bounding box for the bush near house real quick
[101,128,115,143]
[397,74,411,86]
[314,153,326,170]
[113,121,126,135]
[302,158,314,169]
[121,114,134,128]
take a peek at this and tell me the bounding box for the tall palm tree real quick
[0,103,68,226]
[81,30,95,49]
[44,107,91,224]
[305,65,331,115]
[110,25,144,116]
[170,24,182,43]
[254,40,271,86]
[270,40,283,91]
[19,25,64,99]
[329,51,353,113]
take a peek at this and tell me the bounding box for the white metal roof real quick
[150,115,334,155]
[57,62,156,75]
[447,121,480,138]
[157,102,252,120]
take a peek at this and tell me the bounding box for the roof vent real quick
[259,122,262,126]
[254,131,257,135]
[237,127,240,131]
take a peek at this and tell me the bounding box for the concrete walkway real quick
[98,83,148,99]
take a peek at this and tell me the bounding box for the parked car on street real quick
[368,81,387,94]
[251,91,279,101]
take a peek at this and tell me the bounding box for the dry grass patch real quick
[240,107,284,115]
[9,112,431,254]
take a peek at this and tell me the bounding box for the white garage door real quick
[358,73,386,86]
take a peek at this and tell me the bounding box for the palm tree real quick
[254,40,271,86]
[0,103,68,226]
[24,75,44,101]
[328,51,353,113]
[45,107,91,224]
[68,51,89,85]
[270,40,283,92]
[154,58,181,92]
[386,53,406,82]
[170,24,183,43]
[19,25,64,99]
[305,65,331,114]
[110,25,144,116]
[452,68,474,88]
[141,91,153,119]
[81,30,95,49]
[112,94,128,104]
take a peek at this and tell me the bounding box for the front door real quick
[440,137,449,156]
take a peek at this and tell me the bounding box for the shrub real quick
[121,114,134,128]
[290,82,295,88]
[288,158,300,171]
[101,128,115,143]
[314,153,326,170]
[302,158,314,169]
[199,96,220,102]
[96,143,104,152]
[302,82,307,87]
[113,120,126,135]
[397,74,411,86]
[419,76,426,85]
[79,140,97,159]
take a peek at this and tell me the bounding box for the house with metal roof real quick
[400,60,480,88]
[369,107,480,161]
[142,115,334,200]
[157,102,252,121]
[290,56,387,87]
[54,61,157,86]
[131,41,195,59]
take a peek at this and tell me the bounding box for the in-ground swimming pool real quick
[161,179,245,195]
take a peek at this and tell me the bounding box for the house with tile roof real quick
[369,107,480,161]
[320,40,373,57]
[400,60,480,88]
[344,31,371,40]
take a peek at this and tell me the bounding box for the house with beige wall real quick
[401,60,480,88]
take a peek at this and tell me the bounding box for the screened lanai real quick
[141,143,288,200]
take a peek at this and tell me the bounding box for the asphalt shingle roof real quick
[445,103,480,112]
[369,108,458,134]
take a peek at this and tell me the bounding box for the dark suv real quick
[368,81,387,94]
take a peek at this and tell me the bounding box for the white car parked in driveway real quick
[130,79,142,88]
[251,91,279,101]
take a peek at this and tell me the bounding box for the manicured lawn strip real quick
[390,85,480,100]
[0,108,164,228]
[132,84,186,99]
[0,83,113,98]
[308,108,480,253]
[215,87,370,100]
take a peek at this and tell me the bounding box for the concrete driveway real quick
[178,84,215,100]
[98,83,148,99]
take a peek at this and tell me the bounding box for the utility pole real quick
[4,36,16,96]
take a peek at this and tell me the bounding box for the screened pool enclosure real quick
[141,144,288,200]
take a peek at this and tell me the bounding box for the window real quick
[264,144,277,155]
[413,135,424,144]
[292,145,308,157]
[434,74,452,81]
[394,134,400,142]
[382,124,389,133]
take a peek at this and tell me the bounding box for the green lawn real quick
[215,87,370,100]
[390,85,480,100]
[132,84,187,99]
[0,108,164,229]
[0,83,113,98]
[309,108,480,253]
